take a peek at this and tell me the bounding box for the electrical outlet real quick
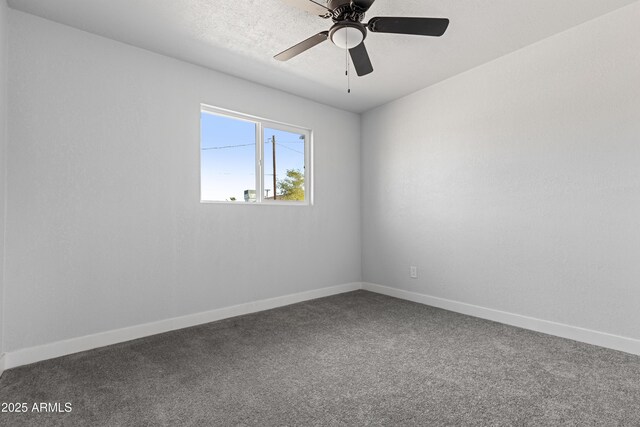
[410,266,418,279]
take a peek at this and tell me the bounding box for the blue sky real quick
[201,112,305,201]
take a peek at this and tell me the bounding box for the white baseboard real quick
[5,281,638,372]
[362,283,640,356]
[3,282,362,371]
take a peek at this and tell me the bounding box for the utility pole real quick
[272,135,277,200]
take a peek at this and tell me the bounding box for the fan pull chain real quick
[347,53,351,94]
[345,30,351,94]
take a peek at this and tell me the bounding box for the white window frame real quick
[200,104,313,206]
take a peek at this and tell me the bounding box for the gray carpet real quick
[1,290,639,426]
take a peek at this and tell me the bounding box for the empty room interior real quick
[1,0,640,425]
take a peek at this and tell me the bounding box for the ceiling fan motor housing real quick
[329,0,366,22]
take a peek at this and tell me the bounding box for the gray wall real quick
[0,0,7,360]
[361,3,640,340]
[4,10,361,352]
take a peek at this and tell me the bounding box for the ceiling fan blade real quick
[274,32,329,61]
[351,0,376,12]
[280,0,331,16]
[368,17,450,37]
[349,42,374,76]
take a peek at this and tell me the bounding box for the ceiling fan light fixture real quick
[330,25,364,49]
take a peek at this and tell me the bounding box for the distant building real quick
[244,190,256,202]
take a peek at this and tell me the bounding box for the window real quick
[200,105,311,204]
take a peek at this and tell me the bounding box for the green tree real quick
[277,169,305,201]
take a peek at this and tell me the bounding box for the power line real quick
[275,142,304,155]
[202,143,254,150]
[202,141,303,152]
[265,140,304,155]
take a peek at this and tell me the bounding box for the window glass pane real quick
[201,112,256,202]
[263,127,306,202]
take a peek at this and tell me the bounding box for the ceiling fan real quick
[275,0,450,77]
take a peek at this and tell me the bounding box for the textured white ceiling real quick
[8,0,639,112]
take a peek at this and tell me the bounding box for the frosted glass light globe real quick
[331,26,364,49]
